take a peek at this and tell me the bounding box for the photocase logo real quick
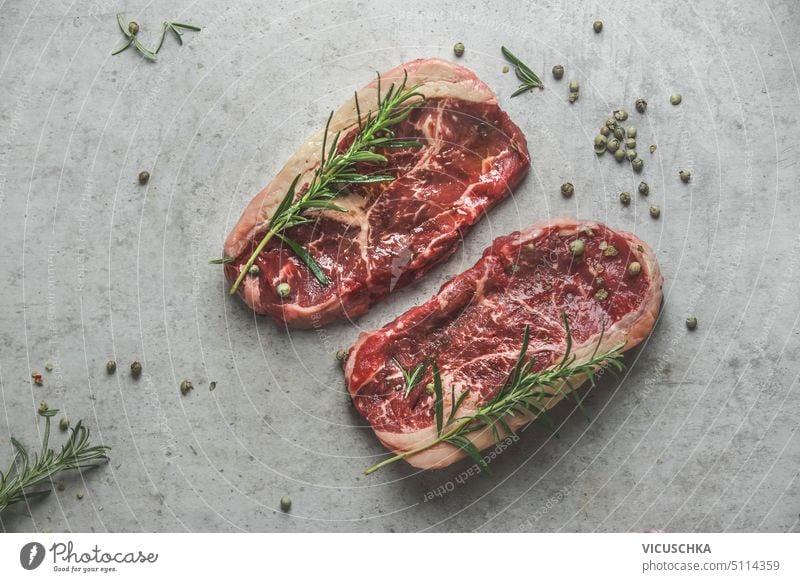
[19,542,46,570]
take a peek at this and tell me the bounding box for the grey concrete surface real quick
[1,0,799,533]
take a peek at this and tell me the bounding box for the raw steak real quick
[344,219,663,470]
[224,58,529,327]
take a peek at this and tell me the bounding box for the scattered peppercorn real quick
[600,126,611,137]
[619,191,631,205]
[638,181,650,195]
[613,127,625,140]
[552,64,564,79]
[561,182,575,198]
[425,382,435,395]
[59,417,69,431]
[625,149,638,161]
[32,372,43,386]
[131,361,142,379]
[628,261,642,276]
[632,157,644,172]
[138,170,149,184]
[635,98,647,113]
[686,316,698,330]
[569,80,579,92]
[45,362,54,372]
[128,21,139,35]
[624,138,637,150]
[209,381,217,391]
[453,42,465,57]
[670,93,682,105]
[627,126,637,139]
[603,244,619,257]
[38,401,49,415]
[106,360,117,374]
[607,138,620,153]
[180,379,194,396]
[614,109,628,121]
[614,148,626,162]
[649,205,661,219]
[649,144,657,154]
[502,65,509,73]
[280,495,292,511]
[248,264,260,275]
[276,282,291,298]
[593,20,603,33]
[594,288,609,301]
[335,349,348,361]
[679,169,691,183]
[76,490,84,500]
[569,239,585,256]
[568,91,579,103]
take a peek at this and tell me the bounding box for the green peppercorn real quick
[569,80,579,92]
[180,379,194,396]
[619,191,631,205]
[280,495,292,511]
[679,169,691,183]
[614,127,625,140]
[607,138,620,153]
[131,361,142,378]
[107,360,117,374]
[686,316,698,330]
[568,91,579,103]
[138,170,149,184]
[335,349,348,361]
[128,21,139,36]
[569,239,585,256]
[45,362,54,372]
[600,126,611,137]
[649,205,661,219]
[627,126,637,139]
[606,117,618,128]
[248,264,260,275]
[670,93,682,105]
[594,288,609,301]
[552,64,564,79]
[625,149,638,161]
[76,490,84,500]
[425,382,435,395]
[625,138,637,150]
[38,401,48,415]
[561,182,575,198]
[595,143,607,155]
[614,148,626,162]
[276,282,291,298]
[632,157,644,172]
[593,20,603,33]
[502,65,509,74]
[628,261,642,276]
[638,181,650,195]
[59,417,69,431]
[594,134,608,147]
[635,98,647,113]
[453,42,465,57]
[614,109,629,121]
[649,144,657,154]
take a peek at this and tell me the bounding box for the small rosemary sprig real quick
[364,314,625,475]
[501,46,544,97]
[228,72,426,294]
[113,14,156,60]
[155,21,202,53]
[394,357,431,398]
[0,409,110,513]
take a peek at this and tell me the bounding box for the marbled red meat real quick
[224,58,529,327]
[344,219,663,470]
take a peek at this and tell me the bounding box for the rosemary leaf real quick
[501,46,544,97]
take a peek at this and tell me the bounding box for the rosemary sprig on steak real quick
[364,314,625,475]
[0,409,110,512]
[228,73,426,294]
[501,46,544,97]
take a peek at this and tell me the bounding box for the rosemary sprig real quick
[113,14,157,60]
[501,46,544,97]
[228,72,426,294]
[394,357,430,398]
[364,314,625,475]
[155,21,202,53]
[0,410,110,513]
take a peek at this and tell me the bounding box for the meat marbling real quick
[224,58,530,327]
[344,219,663,470]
